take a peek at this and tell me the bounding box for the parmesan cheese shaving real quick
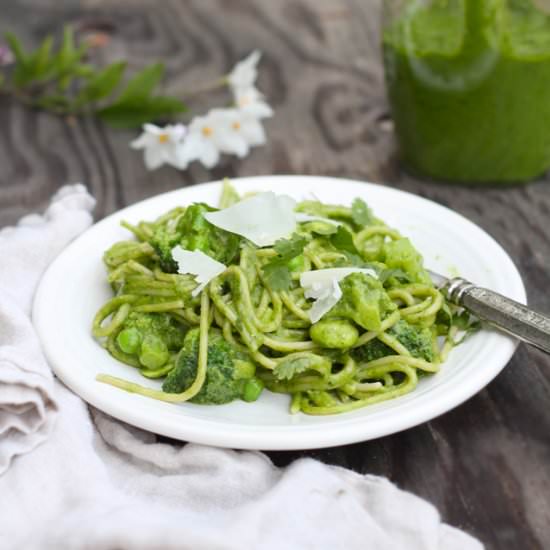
[171,246,227,297]
[203,192,297,247]
[300,268,378,323]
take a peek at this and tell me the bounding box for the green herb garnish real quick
[1,26,186,128]
[262,234,307,291]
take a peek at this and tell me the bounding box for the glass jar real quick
[382,0,550,184]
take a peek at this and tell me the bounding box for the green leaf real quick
[52,25,87,80]
[262,263,292,292]
[97,95,186,128]
[273,357,311,380]
[116,63,164,102]
[330,226,360,256]
[330,226,364,266]
[4,32,26,64]
[9,33,56,87]
[435,302,453,334]
[57,25,75,69]
[273,354,331,381]
[330,226,358,255]
[273,234,307,261]
[32,35,54,78]
[452,311,474,331]
[5,32,34,87]
[73,64,96,78]
[97,63,182,128]
[261,234,307,292]
[450,310,482,344]
[75,61,126,105]
[351,198,374,226]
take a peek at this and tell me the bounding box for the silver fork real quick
[428,270,550,354]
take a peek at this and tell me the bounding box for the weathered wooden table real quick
[1,1,549,548]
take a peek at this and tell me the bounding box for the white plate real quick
[33,176,525,450]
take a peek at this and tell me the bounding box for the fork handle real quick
[446,278,550,354]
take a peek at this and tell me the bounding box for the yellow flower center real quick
[202,126,213,137]
[158,133,169,144]
[232,121,241,131]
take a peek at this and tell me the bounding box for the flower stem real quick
[178,76,228,99]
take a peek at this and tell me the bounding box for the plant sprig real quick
[0,26,186,128]
[262,234,307,291]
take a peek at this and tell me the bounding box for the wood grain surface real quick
[1,1,549,548]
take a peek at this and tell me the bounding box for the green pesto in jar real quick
[383,0,550,183]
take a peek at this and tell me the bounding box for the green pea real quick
[139,335,169,369]
[241,377,264,402]
[116,328,141,355]
[288,254,305,272]
[234,359,256,380]
[310,319,359,349]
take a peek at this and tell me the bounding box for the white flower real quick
[227,50,262,91]
[227,50,273,119]
[234,86,273,119]
[130,123,187,170]
[177,109,248,169]
[133,49,273,172]
[215,108,268,154]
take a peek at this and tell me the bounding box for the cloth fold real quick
[0,185,483,550]
[0,184,95,473]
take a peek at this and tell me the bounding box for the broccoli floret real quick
[327,273,396,331]
[162,328,258,404]
[150,225,181,272]
[178,203,241,264]
[390,320,434,361]
[351,338,393,363]
[383,238,431,284]
[150,203,242,273]
[352,320,434,363]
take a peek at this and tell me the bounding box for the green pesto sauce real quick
[383,0,550,183]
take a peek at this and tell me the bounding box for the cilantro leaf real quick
[451,310,482,344]
[273,357,312,380]
[437,307,481,343]
[329,226,364,265]
[262,234,307,292]
[262,263,292,292]
[274,234,306,259]
[330,226,358,255]
[273,354,331,381]
[351,198,374,226]
[452,310,476,331]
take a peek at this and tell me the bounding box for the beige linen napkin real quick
[0,184,95,473]
[0,185,483,550]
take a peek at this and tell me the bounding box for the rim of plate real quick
[33,175,526,450]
